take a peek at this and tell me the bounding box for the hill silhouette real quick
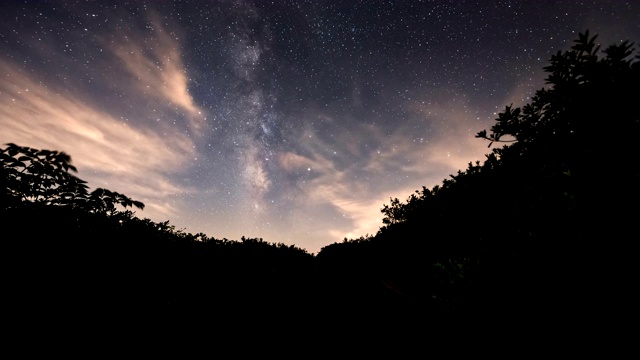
[2,31,638,349]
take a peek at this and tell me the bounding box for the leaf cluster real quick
[1,143,144,214]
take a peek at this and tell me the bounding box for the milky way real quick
[1,0,638,253]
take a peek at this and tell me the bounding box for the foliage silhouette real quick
[317,30,640,331]
[3,30,638,346]
[1,143,144,214]
[1,142,317,343]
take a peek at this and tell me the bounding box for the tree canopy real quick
[379,30,639,232]
[0,142,144,214]
[319,31,640,325]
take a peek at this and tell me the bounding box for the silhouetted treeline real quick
[316,31,640,334]
[1,143,317,343]
[2,31,638,347]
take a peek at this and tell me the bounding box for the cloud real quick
[274,134,383,241]
[0,58,196,221]
[274,95,494,245]
[319,183,405,241]
[278,147,335,174]
[0,10,216,222]
[402,97,494,174]
[108,14,206,132]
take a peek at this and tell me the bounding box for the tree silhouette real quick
[318,30,640,330]
[1,142,144,214]
[1,142,318,343]
[376,30,639,244]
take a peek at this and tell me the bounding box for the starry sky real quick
[1,0,638,253]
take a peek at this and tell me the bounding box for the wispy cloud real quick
[109,14,206,132]
[0,10,213,221]
[274,96,493,245]
[403,96,494,173]
[0,58,195,221]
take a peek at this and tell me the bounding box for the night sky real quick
[2,0,638,253]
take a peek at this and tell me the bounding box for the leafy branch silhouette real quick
[1,143,144,214]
